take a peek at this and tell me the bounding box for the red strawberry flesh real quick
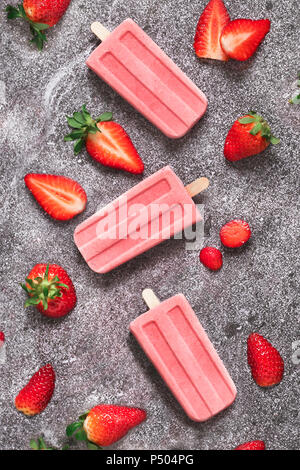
[220,220,251,248]
[24,174,87,221]
[220,19,271,61]
[194,0,230,61]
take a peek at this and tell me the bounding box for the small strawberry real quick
[220,220,251,248]
[200,247,223,270]
[235,440,265,450]
[15,364,55,416]
[194,0,230,61]
[6,0,71,50]
[24,174,87,221]
[66,404,147,448]
[21,263,76,318]
[64,105,144,174]
[224,112,280,161]
[220,19,271,61]
[0,331,5,346]
[247,333,284,387]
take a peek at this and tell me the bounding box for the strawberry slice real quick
[220,19,271,61]
[65,106,144,175]
[24,174,87,221]
[220,220,251,248]
[194,0,230,61]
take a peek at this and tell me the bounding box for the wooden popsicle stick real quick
[185,177,209,198]
[142,289,161,309]
[91,22,111,41]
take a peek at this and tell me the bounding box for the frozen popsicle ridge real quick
[87,19,208,138]
[91,22,111,41]
[142,289,161,309]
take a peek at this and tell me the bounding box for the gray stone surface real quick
[0,0,299,451]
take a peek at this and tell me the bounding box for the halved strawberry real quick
[24,174,87,221]
[220,19,271,61]
[65,106,144,174]
[220,220,251,248]
[194,0,230,61]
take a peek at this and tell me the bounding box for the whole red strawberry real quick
[21,263,76,318]
[247,333,284,387]
[220,220,251,248]
[65,106,144,174]
[67,404,147,448]
[15,364,55,416]
[224,112,280,161]
[200,247,223,270]
[6,0,71,50]
[235,440,265,450]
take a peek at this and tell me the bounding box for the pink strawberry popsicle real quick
[86,19,208,138]
[130,290,237,422]
[74,166,209,273]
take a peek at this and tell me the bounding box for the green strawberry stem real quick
[21,264,69,311]
[64,105,113,155]
[238,111,280,145]
[6,4,49,51]
[66,412,102,450]
[30,436,69,450]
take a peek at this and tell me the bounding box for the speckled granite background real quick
[0,0,299,451]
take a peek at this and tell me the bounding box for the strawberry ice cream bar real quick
[86,19,207,138]
[130,290,237,422]
[74,166,208,273]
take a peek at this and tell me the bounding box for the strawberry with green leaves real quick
[6,0,71,50]
[224,112,280,161]
[21,263,76,318]
[65,106,144,174]
[15,364,55,416]
[66,405,147,448]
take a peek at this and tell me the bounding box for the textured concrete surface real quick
[0,0,299,451]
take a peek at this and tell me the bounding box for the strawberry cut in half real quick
[220,19,271,61]
[220,220,251,248]
[64,106,144,174]
[194,0,230,61]
[24,173,87,221]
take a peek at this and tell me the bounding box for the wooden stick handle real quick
[185,177,209,198]
[142,289,161,309]
[91,22,111,41]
